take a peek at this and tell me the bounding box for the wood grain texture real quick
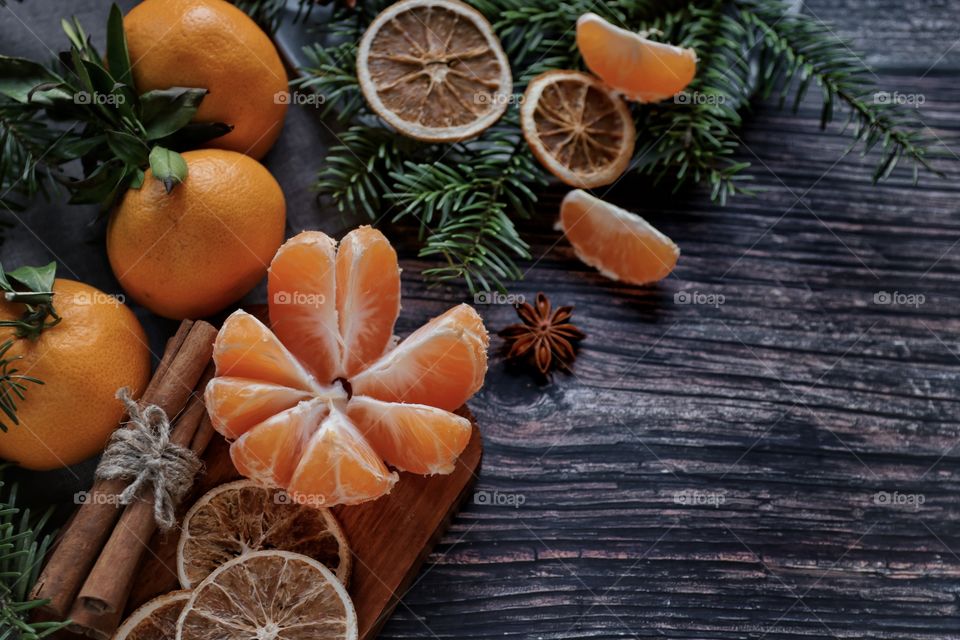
[1,1,959,639]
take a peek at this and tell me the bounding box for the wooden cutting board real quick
[126,410,482,639]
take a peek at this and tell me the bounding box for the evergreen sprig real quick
[291,0,944,291]
[0,5,228,213]
[0,469,69,639]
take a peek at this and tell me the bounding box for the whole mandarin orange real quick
[107,149,286,320]
[0,279,151,471]
[124,0,289,159]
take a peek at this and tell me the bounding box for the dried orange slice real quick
[113,590,190,640]
[577,12,697,103]
[521,70,635,189]
[176,550,357,640]
[357,0,512,142]
[177,480,352,590]
[205,229,487,508]
[559,189,679,284]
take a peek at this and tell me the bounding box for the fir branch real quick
[315,124,416,219]
[0,101,74,211]
[632,2,756,204]
[296,42,364,123]
[0,471,69,639]
[737,0,940,182]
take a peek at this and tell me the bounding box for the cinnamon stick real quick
[76,364,214,618]
[190,413,216,457]
[30,320,217,620]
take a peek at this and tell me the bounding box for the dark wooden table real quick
[3,1,959,638]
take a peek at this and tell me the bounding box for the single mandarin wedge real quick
[348,396,472,475]
[356,0,512,142]
[177,480,351,589]
[229,398,334,488]
[211,311,318,392]
[335,226,401,377]
[204,378,312,440]
[559,189,680,285]
[521,70,635,189]
[113,590,190,640]
[576,12,697,103]
[267,231,341,382]
[352,304,488,412]
[205,228,487,508]
[176,550,357,640]
[287,406,398,507]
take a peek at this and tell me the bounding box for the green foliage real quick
[0,261,62,433]
[294,0,943,291]
[0,4,227,212]
[0,469,69,639]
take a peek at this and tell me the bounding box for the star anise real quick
[498,292,586,376]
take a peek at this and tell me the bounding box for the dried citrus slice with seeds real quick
[357,0,512,142]
[176,550,357,640]
[177,480,352,590]
[113,590,190,640]
[521,70,635,189]
[559,189,679,284]
[576,13,697,103]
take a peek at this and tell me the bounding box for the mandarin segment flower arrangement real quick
[0,0,947,638]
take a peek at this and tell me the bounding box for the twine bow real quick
[95,388,201,530]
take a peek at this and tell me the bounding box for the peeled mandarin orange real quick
[0,279,150,470]
[205,228,487,507]
[124,0,288,159]
[576,12,697,103]
[107,149,286,320]
[559,189,680,285]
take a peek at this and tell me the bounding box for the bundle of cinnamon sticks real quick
[30,319,219,639]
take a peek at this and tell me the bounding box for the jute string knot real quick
[95,388,201,530]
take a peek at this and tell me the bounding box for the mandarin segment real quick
[213,311,319,392]
[559,189,680,284]
[357,0,512,142]
[177,480,351,589]
[268,231,341,382]
[176,551,357,640]
[336,226,401,377]
[521,70,635,189]
[288,407,398,507]
[230,399,331,488]
[576,12,697,103]
[348,396,472,475]
[352,303,488,412]
[204,377,312,439]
